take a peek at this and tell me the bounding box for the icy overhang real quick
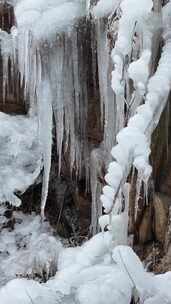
[14,0,86,41]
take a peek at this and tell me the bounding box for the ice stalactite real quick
[8,0,89,215]
[37,80,53,219]
[42,27,89,180]
[90,147,106,235]
[0,4,43,206]
[90,12,117,234]
[95,18,116,153]
[0,28,15,103]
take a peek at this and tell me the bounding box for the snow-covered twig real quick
[101,1,171,217]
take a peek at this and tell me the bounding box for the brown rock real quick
[153,193,170,243]
[138,206,153,244]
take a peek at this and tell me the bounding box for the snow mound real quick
[0,208,170,304]
[0,279,59,304]
[1,238,171,304]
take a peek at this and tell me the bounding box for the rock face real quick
[135,192,170,245]
[163,245,171,271]
[138,205,153,244]
[0,3,14,32]
[0,3,25,115]
[153,193,170,243]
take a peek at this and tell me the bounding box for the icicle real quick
[47,36,65,175]
[37,80,53,219]
[134,173,142,221]
[96,18,107,126]
[10,0,90,216]
[96,18,116,153]
[0,29,14,103]
[91,19,98,97]
[90,147,105,234]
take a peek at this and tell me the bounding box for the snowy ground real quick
[0,208,171,304]
[0,205,62,287]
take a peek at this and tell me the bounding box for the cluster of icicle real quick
[14,0,89,218]
[98,0,171,235]
[0,0,91,216]
[0,28,16,103]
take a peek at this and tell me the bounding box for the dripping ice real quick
[0,0,90,212]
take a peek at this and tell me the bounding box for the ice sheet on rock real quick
[0,112,42,207]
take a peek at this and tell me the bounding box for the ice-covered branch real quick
[90,0,157,234]
[111,0,154,104]
[101,1,171,215]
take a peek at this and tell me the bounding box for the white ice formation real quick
[1,215,171,304]
[99,0,171,233]
[0,1,171,302]
[0,0,89,217]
